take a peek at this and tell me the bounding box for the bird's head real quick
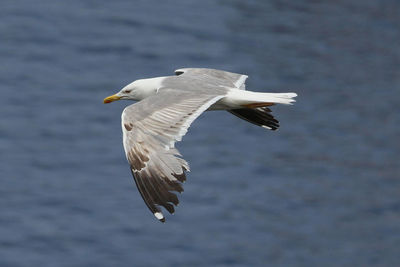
[103,80,139,103]
[104,78,162,103]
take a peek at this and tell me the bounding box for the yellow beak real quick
[103,94,121,104]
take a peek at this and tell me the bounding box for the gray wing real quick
[174,68,248,90]
[122,89,224,222]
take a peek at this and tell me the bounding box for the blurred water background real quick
[1,0,399,266]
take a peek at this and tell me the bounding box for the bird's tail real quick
[226,89,297,108]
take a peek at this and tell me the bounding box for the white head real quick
[103,77,164,103]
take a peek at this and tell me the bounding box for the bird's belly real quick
[208,96,239,110]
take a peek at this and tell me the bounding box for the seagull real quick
[103,68,297,222]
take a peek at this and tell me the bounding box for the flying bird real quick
[103,68,297,222]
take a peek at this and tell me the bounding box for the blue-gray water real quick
[1,1,399,266]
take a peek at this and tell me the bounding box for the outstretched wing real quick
[175,68,248,90]
[122,89,224,222]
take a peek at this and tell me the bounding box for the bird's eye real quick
[124,90,132,93]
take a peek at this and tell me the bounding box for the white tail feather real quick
[222,89,297,109]
[254,92,297,105]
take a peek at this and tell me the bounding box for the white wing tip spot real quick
[154,212,165,222]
